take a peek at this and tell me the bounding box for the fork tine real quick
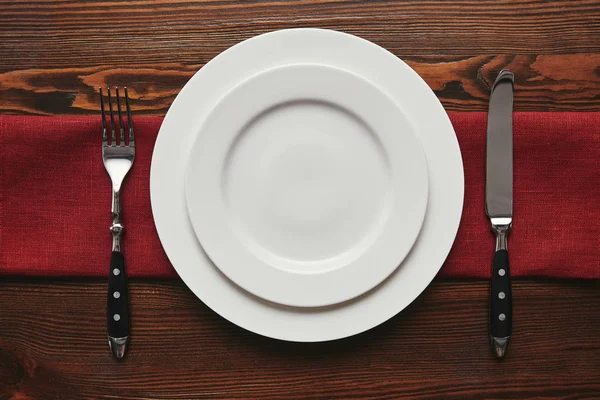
[124,87,134,145]
[116,88,125,146]
[99,88,108,146]
[107,88,116,146]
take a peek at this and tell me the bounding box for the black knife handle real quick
[107,251,130,339]
[490,249,512,354]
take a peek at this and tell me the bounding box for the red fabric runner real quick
[0,113,598,279]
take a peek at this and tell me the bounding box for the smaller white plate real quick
[185,64,429,307]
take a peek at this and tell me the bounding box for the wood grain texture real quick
[1,1,600,399]
[0,279,598,399]
[1,0,598,66]
[1,54,599,115]
[0,0,599,115]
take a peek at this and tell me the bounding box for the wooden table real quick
[1,1,599,399]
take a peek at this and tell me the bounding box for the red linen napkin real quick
[0,113,598,279]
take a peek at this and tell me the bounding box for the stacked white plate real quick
[150,28,463,342]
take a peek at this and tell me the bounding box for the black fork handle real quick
[107,251,129,358]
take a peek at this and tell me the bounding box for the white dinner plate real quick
[151,28,464,342]
[185,64,428,307]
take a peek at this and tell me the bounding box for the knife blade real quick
[485,69,514,358]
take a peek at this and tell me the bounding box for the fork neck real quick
[110,189,124,252]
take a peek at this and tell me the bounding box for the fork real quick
[100,87,134,359]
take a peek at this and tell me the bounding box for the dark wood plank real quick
[1,1,599,115]
[0,0,598,70]
[0,279,598,399]
[1,54,598,115]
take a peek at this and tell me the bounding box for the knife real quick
[486,69,514,358]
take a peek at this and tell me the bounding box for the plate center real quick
[222,100,392,272]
